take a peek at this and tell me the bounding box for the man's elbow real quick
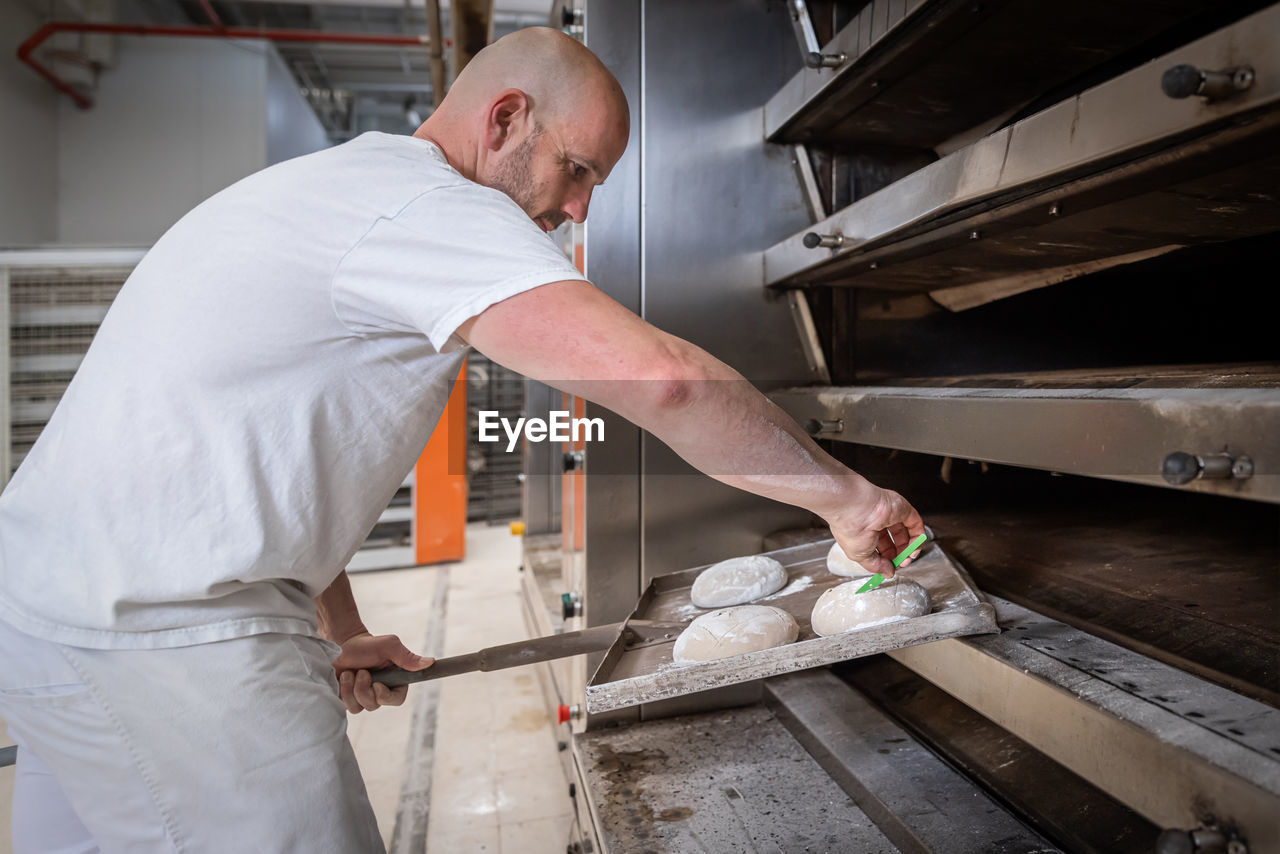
[594,339,722,424]
[651,376,696,411]
[627,359,714,423]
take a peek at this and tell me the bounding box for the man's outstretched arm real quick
[458,280,925,577]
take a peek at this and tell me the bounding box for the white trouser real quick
[0,617,384,854]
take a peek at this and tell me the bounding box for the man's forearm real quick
[657,381,877,520]
[315,571,369,643]
[580,340,877,524]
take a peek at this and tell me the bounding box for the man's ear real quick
[483,88,531,152]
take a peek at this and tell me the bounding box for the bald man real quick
[0,27,923,852]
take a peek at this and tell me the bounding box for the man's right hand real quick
[825,481,926,579]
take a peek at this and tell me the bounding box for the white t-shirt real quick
[0,132,586,649]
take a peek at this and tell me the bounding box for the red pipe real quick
[17,21,446,109]
[196,0,225,32]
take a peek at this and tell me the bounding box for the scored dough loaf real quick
[672,605,799,664]
[689,554,788,608]
[810,579,930,637]
[826,542,874,578]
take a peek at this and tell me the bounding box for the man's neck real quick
[414,118,479,182]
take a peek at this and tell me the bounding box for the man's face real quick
[487,106,627,232]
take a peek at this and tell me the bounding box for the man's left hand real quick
[331,632,433,714]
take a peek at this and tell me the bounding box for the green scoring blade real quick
[854,532,929,594]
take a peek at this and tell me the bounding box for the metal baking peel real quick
[373,531,933,691]
[370,619,680,688]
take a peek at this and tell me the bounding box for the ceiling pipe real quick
[17,21,447,109]
[196,0,226,32]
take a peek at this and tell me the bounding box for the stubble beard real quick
[490,130,564,231]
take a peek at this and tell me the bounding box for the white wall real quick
[265,47,330,166]
[57,36,328,245]
[0,1,60,246]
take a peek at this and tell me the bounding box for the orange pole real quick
[559,392,588,553]
[413,359,467,564]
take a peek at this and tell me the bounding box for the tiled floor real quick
[0,523,573,853]
[360,523,575,852]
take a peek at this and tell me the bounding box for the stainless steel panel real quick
[764,0,920,139]
[771,385,1280,503]
[566,745,604,853]
[890,597,1280,851]
[580,0,645,724]
[764,4,1280,286]
[781,128,1280,292]
[575,0,824,726]
[637,0,813,582]
[870,0,891,43]
[575,704,896,853]
[765,670,1059,854]
[520,379,561,536]
[857,5,872,57]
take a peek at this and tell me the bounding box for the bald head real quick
[445,27,628,132]
[415,27,630,230]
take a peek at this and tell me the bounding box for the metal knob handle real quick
[562,450,584,471]
[1161,63,1254,102]
[804,418,844,436]
[1162,452,1253,485]
[805,51,847,69]
[561,591,582,619]
[802,232,844,249]
[1156,825,1246,854]
[560,7,583,29]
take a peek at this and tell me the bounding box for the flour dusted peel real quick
[689,555,788,608]
[672,605,799,664]
[826,541,875,578]
[810,579,931,637]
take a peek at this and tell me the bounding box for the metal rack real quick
[767,3,1280,292]
[1,248,145,489]
[770,372,1278,503]
[465,352,525,524]
[761,2,1280,505]
[768,0,1234,150]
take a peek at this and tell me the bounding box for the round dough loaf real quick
[689,554,788,608]
[810,579,930,637]
[826,542,874,578]
[672,605,799,663]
